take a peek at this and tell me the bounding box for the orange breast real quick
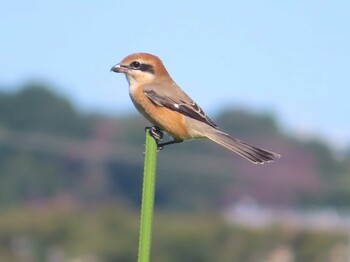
[130,85,189,140]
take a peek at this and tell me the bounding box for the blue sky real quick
[1,1,349,148]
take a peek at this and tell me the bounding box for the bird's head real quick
[111,53,170,85]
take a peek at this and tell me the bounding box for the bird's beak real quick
[110,63,128,73]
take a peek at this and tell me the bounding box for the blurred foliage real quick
[0,83,93,137]
[0,83,350,209]
[215,108,280,137]
[0,83,350,261]
[0,204,347,262]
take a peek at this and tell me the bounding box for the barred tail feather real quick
[206,131,280,164]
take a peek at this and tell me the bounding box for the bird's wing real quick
[144,83,218,129]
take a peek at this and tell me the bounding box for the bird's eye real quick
[130,61,141,69]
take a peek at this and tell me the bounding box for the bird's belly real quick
[131,97,189,140]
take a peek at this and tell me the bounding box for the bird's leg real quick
[145,126,183,150]
[157,139,183,150]
[145,126,163,141]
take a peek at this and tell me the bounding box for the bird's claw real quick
[145,126,163,141]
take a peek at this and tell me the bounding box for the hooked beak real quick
[110,63,128,73]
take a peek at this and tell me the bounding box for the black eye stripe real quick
[139,64,155,74]
[128,61,155,74]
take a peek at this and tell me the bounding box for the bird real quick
[111,52,280,164]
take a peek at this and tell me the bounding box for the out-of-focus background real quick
[1,1,350,261]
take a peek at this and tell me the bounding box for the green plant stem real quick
[138,129,158,262]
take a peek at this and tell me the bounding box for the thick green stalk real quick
[138,130,158,262]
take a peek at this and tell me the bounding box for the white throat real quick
[126,75,139,95]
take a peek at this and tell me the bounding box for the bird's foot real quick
[145,126,163,140]
[145,126,183,151]
[145,126,164,151]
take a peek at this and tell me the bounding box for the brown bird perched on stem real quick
[111,53,280,164]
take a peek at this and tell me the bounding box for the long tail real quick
[206,130,280,164]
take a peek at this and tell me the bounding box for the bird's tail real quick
[206,130,280,164]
